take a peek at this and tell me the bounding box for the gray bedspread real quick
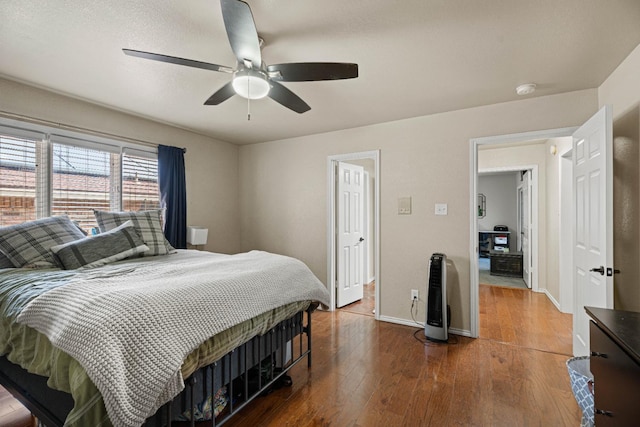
[15,250,329,427]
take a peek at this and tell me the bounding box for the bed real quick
[0,214,330,427]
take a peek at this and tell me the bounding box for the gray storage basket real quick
[566,356,594,427]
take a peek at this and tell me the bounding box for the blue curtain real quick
[158,145,187,249]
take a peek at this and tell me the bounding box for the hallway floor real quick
[479,256,528,289]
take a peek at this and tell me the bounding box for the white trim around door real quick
[327,150,380,319]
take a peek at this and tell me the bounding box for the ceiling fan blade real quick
[221,0,262,69]
[268,81,311,114]
[123,49,234,73]
[267,62,358,82]
[204,81,236,105]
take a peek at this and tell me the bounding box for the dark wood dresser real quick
[585,306,640,426]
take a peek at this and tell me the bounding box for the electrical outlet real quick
[411,289,419,301]
[435,203,448,215]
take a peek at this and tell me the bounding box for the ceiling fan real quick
[123,0,358,114]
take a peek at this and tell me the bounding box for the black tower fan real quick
[425,253,450,342]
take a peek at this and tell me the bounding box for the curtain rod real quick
[0,110,185,153]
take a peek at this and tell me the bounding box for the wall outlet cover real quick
[435,203,448,215]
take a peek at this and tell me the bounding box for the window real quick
[122,152,160,212]
[0,135,37,226]
[51,142,113,231]
[0,124,158,233]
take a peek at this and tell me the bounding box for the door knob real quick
[595,409,614,417]
[359,237,364,242]
[590,266,605,275]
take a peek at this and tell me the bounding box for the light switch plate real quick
[435,203,448,215]
[398,197,412,214]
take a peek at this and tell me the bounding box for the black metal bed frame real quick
[0,307,314,427]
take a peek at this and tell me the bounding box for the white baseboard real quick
[541,288,561,310]
[378,315,471,337]
[378,315,423,328]
[448,327,472,337]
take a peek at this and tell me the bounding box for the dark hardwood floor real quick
[339,281,375,317]
[225,284,580,426]
[479,284,573,356]
[0,283,579,426]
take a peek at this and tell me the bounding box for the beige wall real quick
[598,43,640,311]
[0,77,241,254]
[239,89,598,332]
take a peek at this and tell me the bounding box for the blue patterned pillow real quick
[0,216,86,268]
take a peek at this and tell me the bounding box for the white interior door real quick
[572,106,614,356]
[521,171,532,288]
[337,162,365,307]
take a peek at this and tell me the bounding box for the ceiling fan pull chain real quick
[247,78,251,121]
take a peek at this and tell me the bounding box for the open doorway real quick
[470,106,613,358]
[327,150,380,319]
[477,169,534,290]
[473,138,574,356]
[469,128,576,338]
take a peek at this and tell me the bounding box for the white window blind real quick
[0,121,160,232]
[51,142,112,232]
[0,134,39,226]
[122,153,160,211]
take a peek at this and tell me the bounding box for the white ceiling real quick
[1,0,640,145]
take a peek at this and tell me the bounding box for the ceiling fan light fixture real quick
[232,70,270,100]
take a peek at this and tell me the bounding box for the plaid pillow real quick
[93,209,175,256]
[0,252,14,269]
[50,220,149,269]
[0,216,86,268]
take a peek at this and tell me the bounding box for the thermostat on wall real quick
[398,197,411,214]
